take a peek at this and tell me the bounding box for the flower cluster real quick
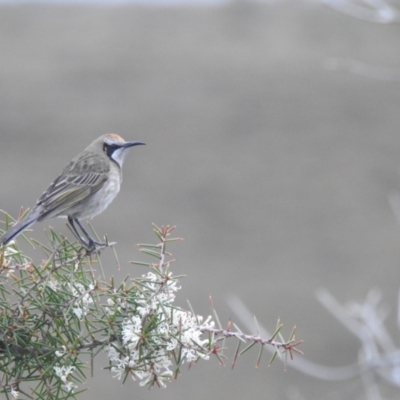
[53,364,78,392]
[105,270,215,388]
[69,282,94,319]
[0,220,301,399]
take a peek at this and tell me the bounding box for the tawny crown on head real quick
[104,133,126,144]
[86,134,127,151]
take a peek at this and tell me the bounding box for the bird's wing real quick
[36,151,110,219]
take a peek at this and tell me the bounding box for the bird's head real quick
[91,134,145,168]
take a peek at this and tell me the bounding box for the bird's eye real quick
[103,142,118,158]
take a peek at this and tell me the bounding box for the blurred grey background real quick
[1,0,400,398]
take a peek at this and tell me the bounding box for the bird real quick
[0,134,145,250]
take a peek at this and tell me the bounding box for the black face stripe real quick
[103,143,119,158]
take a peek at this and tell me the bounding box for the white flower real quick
[166,337,178,351]
[157,322,169,335]
[55,346,67,357]
[166,276,181,293]
[53,364,77,391]
[104,266,215,389]
[137,298,158,317]
[152,351,172,372]
[182,348,197,362]
[72,307,83,319]
[10,388,19,399]
[69,283,94,319]
[200,315,215,329]
[111,366,125,380]
[142,272,158,291]
[105,345,120,362]
[116,297,127,311]
[53,364,75,384]
[63,381,78,392]
[137,371,152,386]
[122,316,142,346]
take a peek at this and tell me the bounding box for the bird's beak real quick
[122,141,146,149]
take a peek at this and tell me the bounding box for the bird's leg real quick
[74,219,106,248]
[68,216,90,248]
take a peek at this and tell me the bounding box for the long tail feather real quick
[0,212,39,245]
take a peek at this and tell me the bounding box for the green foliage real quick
[0,215,302,399]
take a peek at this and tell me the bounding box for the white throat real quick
[110,148,126,167]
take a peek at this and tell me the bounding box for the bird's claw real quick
[81,239,117,255]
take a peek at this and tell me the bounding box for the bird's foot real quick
[83,239,116,255]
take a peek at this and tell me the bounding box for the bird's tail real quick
[0,211,39,246]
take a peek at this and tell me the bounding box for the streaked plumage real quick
[0,134,145,249]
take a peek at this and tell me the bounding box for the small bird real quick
[0,134,145,250]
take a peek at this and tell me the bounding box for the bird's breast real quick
[77,168,122,219]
